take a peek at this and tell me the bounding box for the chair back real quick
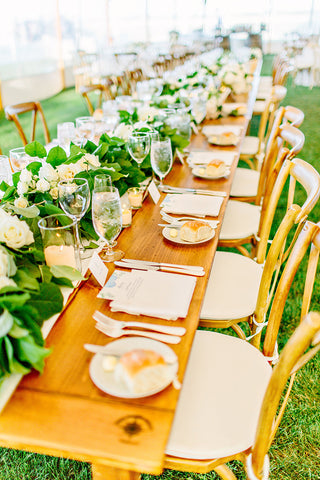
[283,105,304,127]
[249,310,320,479]
[80,82,112,115]
[5,101,50,146]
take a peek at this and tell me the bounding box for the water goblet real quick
[58,178,90,259]
[9,147,31,172]
[75,117,95,146]
[92,185,124,262]
[57,122,76,152]
[127,132,150,166]
[150,138,173,186]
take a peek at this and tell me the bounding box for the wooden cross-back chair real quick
[199,158,320,339]
[79,82,113,116]
[5,101,50,146]
[163,221,320,480]
[256,52,290,100]
[220,122,305,256]
[232,104,305,203]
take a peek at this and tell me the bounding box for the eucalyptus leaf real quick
[25,141,47,159]
[27,283,63,321]
[0,309,14,337]
[0,180,9,192]
[50,264,85,282]
[26,161,42,175]
[39,264,52,283]
[0,292,30,310]
[12,335,51,372]
[13,269,40,291]
[46,145,67,167]
[1,186,16,202]
[8,204,40,218]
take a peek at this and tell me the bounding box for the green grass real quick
[0,58,320,479]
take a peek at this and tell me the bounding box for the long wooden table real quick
[0,64,261,479]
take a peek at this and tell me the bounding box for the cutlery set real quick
[114,258,205,276]
[159,184,226,197]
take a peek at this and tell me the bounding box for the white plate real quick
[89,337,178,399]
[162,225,215,245]
[192,166,230,180]
[207,135,239,146]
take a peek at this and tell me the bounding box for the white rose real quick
[50,187,59,199]
[137,106,158,122]
[83,153,100,168]
[0,215,34,249]
[20,169,33,184]
[206,98,218,119]
[56,163,81,180]
[14,197,29,209]
[113,123,134,141]
[232,80,249,95]
[0,276,16,290]
[39,163,59,182]
[0,250,8,276]
[36,178,50,193]
[17,181,29,196]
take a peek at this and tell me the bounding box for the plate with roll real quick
[162,220,215,245]
[89,337,179,398]
[192,159,230,179]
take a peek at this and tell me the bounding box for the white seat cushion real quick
[219,200,261,240]
[240,136,260,156]
[230,168,260,197]
[166,330,272,459]
[200,251,263,320]
[253,100,267,113]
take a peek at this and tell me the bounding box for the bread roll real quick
[115,349,170,394]
[205,159,226,177]
[209,131,237,145]
[180,220,213,242]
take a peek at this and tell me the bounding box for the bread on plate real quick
[180,220,213,242]
[209,131,238,145]
[205,159,226,177]
[115,349,171,394]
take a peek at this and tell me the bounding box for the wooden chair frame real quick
[79,82,113,115]
[165,221,320,479]
[5,101,50,146]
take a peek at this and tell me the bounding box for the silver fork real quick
[93,311,186,336]
[95,322,182,344]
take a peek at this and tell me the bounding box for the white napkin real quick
[202,125,243,138]
[98,269,196,320]
[187,150,236,167]
[161,194,223,217]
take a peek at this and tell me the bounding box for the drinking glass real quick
[0,155,13,185]
[92,185,124,262]
[127,132,150,165]
[75,117,95,145]
[150,138,173,185]
[9,147,31,172]
[94,174,112,190]
[58,178,90,259]
[57,122,76,151]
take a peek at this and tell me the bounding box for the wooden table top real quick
[0,64,261,477]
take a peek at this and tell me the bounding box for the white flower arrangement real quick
[114,123,134,141]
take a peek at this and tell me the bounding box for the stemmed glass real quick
[58,178,90,259]
[92,184,124,262]
[150,138,173,186]
[127,132,150,166]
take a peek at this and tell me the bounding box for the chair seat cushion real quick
[240,136,260,156]
[253,100,267,113]
[219,200,261,240]
[166,330,272,459]
[230,168,260,197]
[200,251,263,320]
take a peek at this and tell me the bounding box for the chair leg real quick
[92,464,141,480]
[213,464,238,480]
[231,323,247,340]
[236,245,251,258]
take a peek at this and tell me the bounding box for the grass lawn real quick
[0,55,319,479]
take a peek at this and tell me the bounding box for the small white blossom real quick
[17,181,29,196]
[56,163,82,180]
[0,250,8,276]
[83,153,100,168]
[39,163,59,182]
[19,169,33,184]
[50,187,59,199]
[14,197,29,209]
[36,178,50,193]
[0,276,16,290]
[137,106,159,122]
[113,123,134,141]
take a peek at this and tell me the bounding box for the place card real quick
[174,149,185,164]
[88,252,109,287]
[148,179,161,204]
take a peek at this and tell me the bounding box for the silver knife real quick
[120,258,204,272]
[114,261,205,276]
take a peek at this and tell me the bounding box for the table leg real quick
[92,464,141,480]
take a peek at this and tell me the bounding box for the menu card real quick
[98,269,197,320]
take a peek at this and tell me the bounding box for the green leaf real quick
[27,283,63,321]
[39,265,52,283]
[0,292,30,310]
[46,145,67,167]
[25,141,47,159]
[0,309,14,337]
[26,161,42,175]
[9,322,29,338]
[13,269,40,291]
[0,180,9,192]
[38,203,64,217]
[8,204,40,218]
[1,186,16,202]
[13,335,51,373]
[12,172,20,187]
[50,264,84,282]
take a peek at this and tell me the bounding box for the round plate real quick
[207,136,239,146]
[89,337,178,399]
[192,166,230,180]
[162,225,215,245]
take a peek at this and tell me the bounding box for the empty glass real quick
[127,132,150,166]
[94,174,112,190]
[92,185,124,262]
[0,155,13,185]
[58,178,90,258]
[9,147,31,172]
[75,117,95,145]
[150,138,173,185]
[57,122,76,151]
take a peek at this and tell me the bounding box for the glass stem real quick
[74,218,83,253]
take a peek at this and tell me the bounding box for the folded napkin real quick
[202,125,243,138]
[188,150,236,167]
[98,269,196,320]
[161,194,223,217]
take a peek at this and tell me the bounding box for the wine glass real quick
[92,185,124,262]
[58,178,90,259]
[150,138,173,186]
[75,117,95,146]
[57,122,76,152]
[127,132,150,166]
[94,174,112,190]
